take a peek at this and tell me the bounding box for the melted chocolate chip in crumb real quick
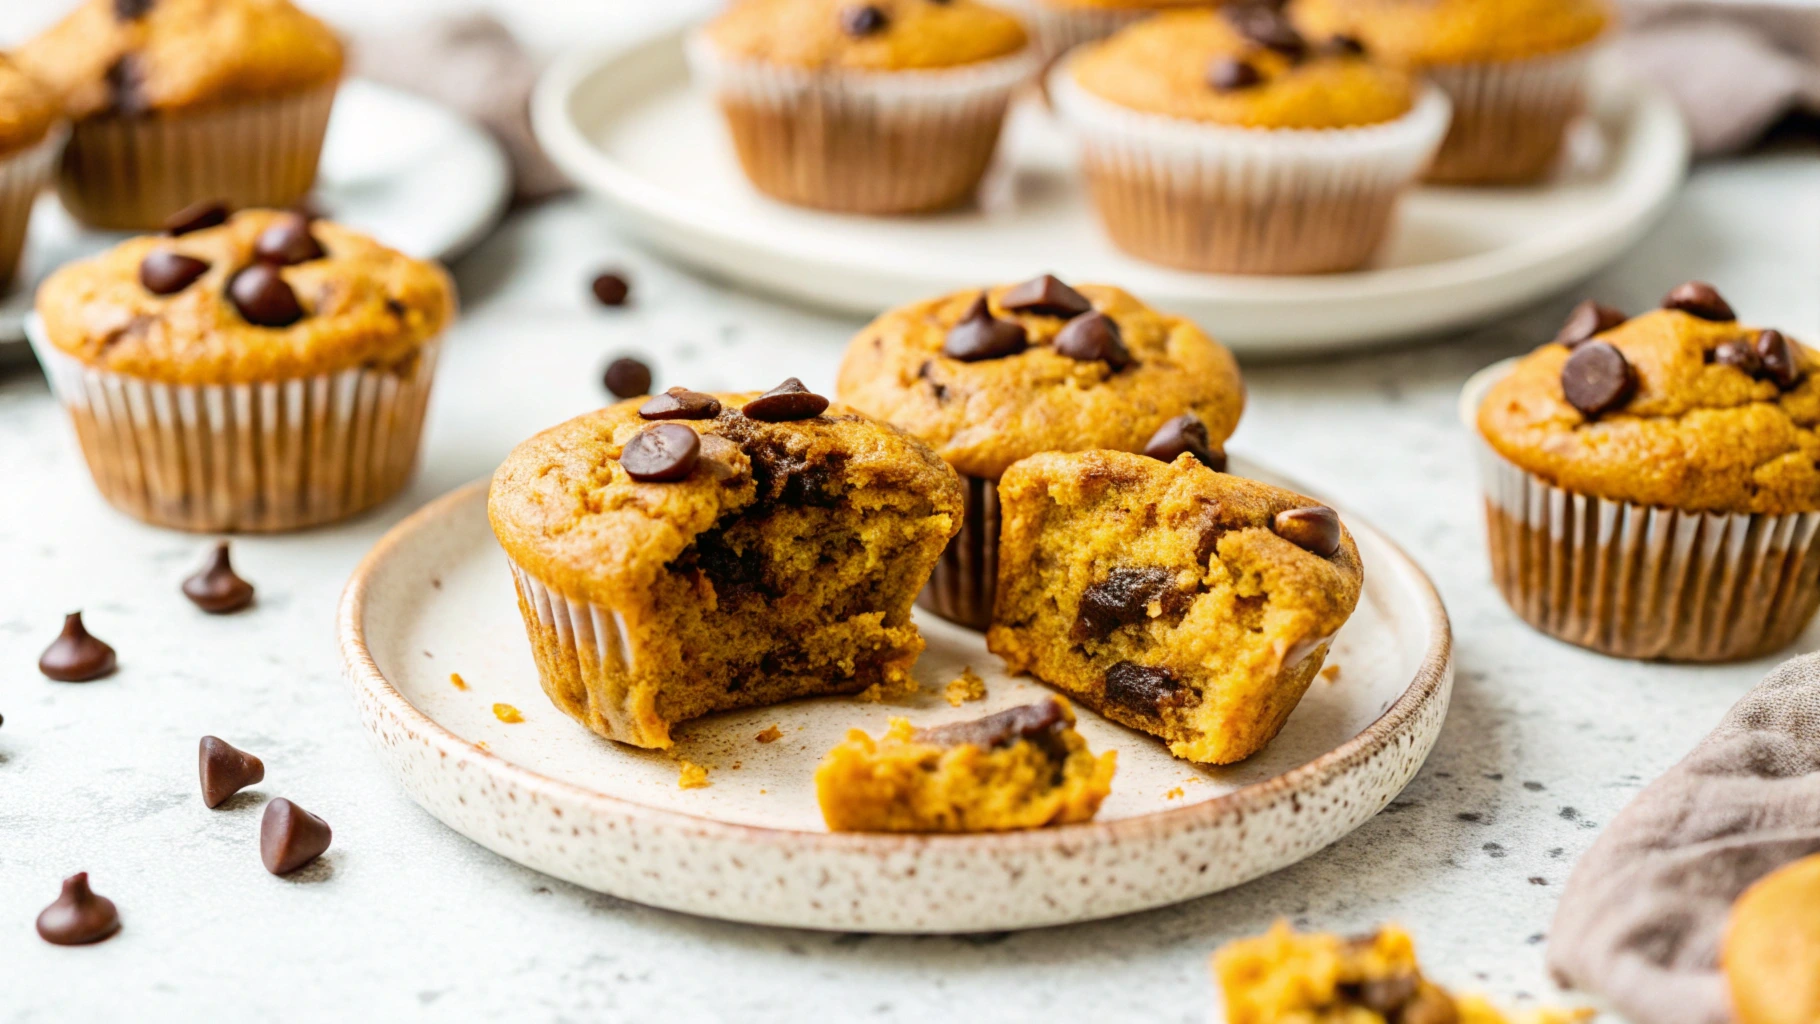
[1662,281,1736,322]
[841,4,889,36]
[621,424,702,482]
[39,612,116,682]
[639,387,721,421]
[252,214,325,266]
[1273,506,1343,557]
[916,700,1067,753]
[261,798,332,875]
[1553,299,1627,348]
[1342,974,1421,1016]
[115,0,154,18]
[603,357,654,399]
[1104,662,1187,717]
[228,265,305,327]
[1326,34,1366,57]
[1073,567,1187,642]
[1208,57,1264,92]
[1560,340,1637,418]
[943,296,1028,362]
[999,275,1092,319]
[199,736,265,808]
[1054,312,1133,370]
[1757,329,1803,390]
[182,541,255,614]
[35,874,120,946]
[163,200,229,237]
[1144,413,1227,472]
[140,251,210,296]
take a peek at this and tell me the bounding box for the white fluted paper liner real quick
[1049,61,1451,273]
[28,315,439,533]
[1462,360,1820,662]
[685,31,1041,213]
[1422,43,1599,184]
[505,557,658,746]
[988,0,1151,61]
[0,129,61,289]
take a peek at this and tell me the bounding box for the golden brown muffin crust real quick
[703,0,1029,71]
[836,282,1244,480]
[1293,0,1612,66]
[16,0,343,120]
[36,209,456,384]
[0,54,60,156]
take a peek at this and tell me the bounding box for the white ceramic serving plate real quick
[0,79,511,351]
[531,29,1688,356]
[337,458,1453,933]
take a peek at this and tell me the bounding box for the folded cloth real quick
[353,14,570,203]
[1620,1,1820,155]
[1546,652,1820,1024]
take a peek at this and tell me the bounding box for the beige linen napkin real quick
[1546,652,1820,1024]
[1621,1,1820,154]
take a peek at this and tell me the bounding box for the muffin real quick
[1295,0,1611,185]
[991,0,1217,63]
[814,698,1117,832]
[1051,6,1450,274]
[988,449,1361,764]
[1471,282,1820,661]
[30,208,454,532]
[686,0,1039,214]
[0,55,61,291]
[487,381,965,750]
[16,0,344,230]
[836,274,1244,629]
[1725,853,1820,1024]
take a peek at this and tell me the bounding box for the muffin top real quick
[1725,854,1820,1024]
[702,0,1029,71]
[0,55,60,156]
[1293,0,1611,66]
[835,276,1245,480]
[16,0,343,120]
[36,208,456,385]
[488,386,965,607]
[1477,284,1820,516]
[1068,7,1417,128]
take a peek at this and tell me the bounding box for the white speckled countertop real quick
[5,4,1820,1022]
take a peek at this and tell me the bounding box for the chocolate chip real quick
[603,357,654,399]
[1144,413,1227,472]
[742,378,830,421]
[1756,329,1803,390]
[139,251,210,296]
[1054,312,1132,370]
[105,54,147,116]
[228,264,305,327]
[1711,339,1762,376]
[1273,506,1343,557]
[841,4,889,36]
[1561,340,1637,418]
[1553,299,1628,348]
[163,200,229,237]
[1223,3,1306,59]
[916,700,1067,753]
[590,272,630,307]
[943,296,1028,362]
[620,423,701,482]
[35,873,120,945]
[252,213,324,266]
[1104,662,1186,716]
[199,736,265,808]
[1208,57,1264,92]
[640,387,721,420]
[1326,34,1366,57]
[1073,567,1185,642]
[1662,281,1735,322]
[39,612,116,682]
[999,275,1092,319]
[182,541,254,614]
[1343,974,1420,1015]
[114,0,153,18]
[260,798,332,875]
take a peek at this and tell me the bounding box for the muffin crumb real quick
[944,669,987,706]
[492,703,524,724]
[856,669,922,704]
[449,672,468,690]
[1320,664,1342,683]
[678,760,711,790]
[755,725,783,744]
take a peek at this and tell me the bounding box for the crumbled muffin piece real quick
[944,668,987,706]
[677,760,711,790]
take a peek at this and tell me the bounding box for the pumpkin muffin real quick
[686,0,1038,214]
[1051,6,1450,274]
[1470,282,1820,660]
[1725,853,1820,1024]
[836,275,1244,628]
[988,450,1361,764]
[30,208,454,531]
[488,381,964,749]
[815,697,1116,832]
[16,0,344,229]
[0,55,61,291]
[1295,0,1612,184]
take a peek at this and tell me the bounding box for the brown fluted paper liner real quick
[0,131,60,290]
[1423,47,1596,185]
[506,560,657,747]
[918,473,1001,631]
[29,319,439,533]
[58,84,338,231]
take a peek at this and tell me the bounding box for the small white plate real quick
[336,459,1453,933]
[0,79,511,350]
[533,29,1688,356]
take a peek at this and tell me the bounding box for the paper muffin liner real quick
[685,32,1041,214]
[1464,362,1820,662]
[1049,63,1452,274]
[988,0,1153,62]
[1421,44,1598,185]
[28,317,439,533]
[504,557,658,747]
[918,473,1001,631]
[57,83,338,231]
[0,130,61,291]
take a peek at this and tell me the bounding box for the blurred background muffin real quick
[0,53,60,290]
[991,0,1217,64]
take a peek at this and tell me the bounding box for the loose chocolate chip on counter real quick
[590,271,631,307]
[1073,567,1184,642]
[841,4,889,36]
[114,0,153,18]
[139,251,210,296]
[1208,57,1263,92]
[621,423,702,482]
[163,200,229,237]
[199,736,265,808]
[639,387,721,421]
[35,873,120,946]
[252,213,325,266]
[1325,34,1366,57]
[916,700,1066,752]
[1560,340,1637,419]
[1756,329,1804,390]
[1223,3,1307,58]
[742,378,831,421]
[1144,413,1227,471]
[1662,281,1736,322]
[1272,506,1343,557]
[1103,662,1186,716]
[260,798,332,876]
[603,357,654,399]
[39,612,116,682]
[1711,339,1762,376]
[999,274,1092,319]
[228,264,305,327]
[182,541,254,614]
[943,296,1028,362]
[1553,299,1627,348]
[1054,312,1133,370]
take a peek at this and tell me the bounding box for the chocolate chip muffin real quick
[30,208,454,531]
[16,0,344,229]
[0,55,61,290]
[1050,5,1450,274]
[488,381,965,750]
[814,698,1117,832]
[1726,854,1820,1024]
[836,275,1245,629]
[1470,282,1820,660]
[686,0,1038,213]
[988,449,1362,765]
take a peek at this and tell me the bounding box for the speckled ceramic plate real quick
[337,458,1453,933]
